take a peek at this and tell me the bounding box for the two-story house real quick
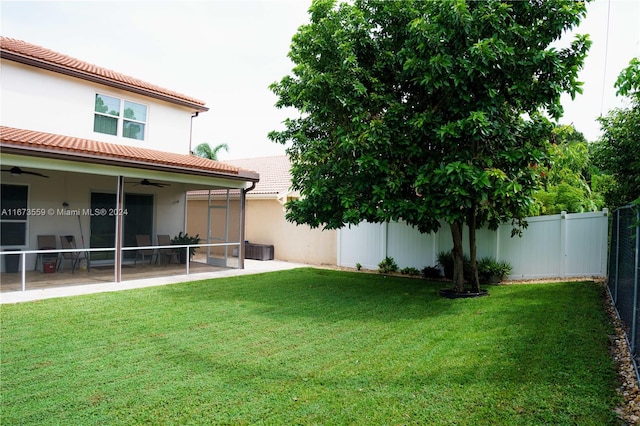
[0,37,259,278]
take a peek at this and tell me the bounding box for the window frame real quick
[94,93,148,141]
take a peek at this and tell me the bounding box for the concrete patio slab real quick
[0,259,308,304]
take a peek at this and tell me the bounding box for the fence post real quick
[337,228,342,268]
[432,227,438,268]
[602,209,609,276]
[382,221,388,262]
[560,211,567,278]
[495,225,501,261]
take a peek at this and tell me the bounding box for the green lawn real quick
[1,268,620,425]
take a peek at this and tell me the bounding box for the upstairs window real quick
[94,94,147,140]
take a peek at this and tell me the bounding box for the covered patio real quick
[0,253,224,293]
[0,126,260,291]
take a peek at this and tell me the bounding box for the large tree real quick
[270,0,590,292]
[592,58,640,210]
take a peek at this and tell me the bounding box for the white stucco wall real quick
[187,197,337,266]
[1,61,196,154]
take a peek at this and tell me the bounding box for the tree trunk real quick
[449,221,465,293]
[468,208,480,292]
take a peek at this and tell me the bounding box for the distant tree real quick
[270,0,590,293]
[592,58,640,209]
[533,125,604,214]
[193,143,229,161]
[95,96,108,113]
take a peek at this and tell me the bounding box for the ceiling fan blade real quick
[1,167,49,178]
[138,179,169,187]
[23,170,50,178]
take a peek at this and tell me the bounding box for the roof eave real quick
[0,144,259,182]
[1,51,209,113]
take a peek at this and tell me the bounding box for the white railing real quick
[0,242,240,292]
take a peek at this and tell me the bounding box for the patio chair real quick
[134,234,157,265]
[35,235,60,272]
[59,235,89,273]
[157,234,179,265]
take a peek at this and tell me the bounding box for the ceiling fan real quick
[127,179,170,188]
[0,166,49,178]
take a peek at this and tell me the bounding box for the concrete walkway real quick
[0,259,309,304]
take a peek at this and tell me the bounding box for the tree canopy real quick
[592,57,640,209]
[533,125,604,215]
[270,0,590,292]
[193,143,229,161]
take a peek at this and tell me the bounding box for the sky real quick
[2,0,639,160]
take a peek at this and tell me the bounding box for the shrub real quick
[171,232,201,259]
[378,256,399,274]
[436,251,453,278]
[355,262,362,271]
[477,257,512,282]
[437,250,472,281]
[400,267,421,276]
[422,266,442,279]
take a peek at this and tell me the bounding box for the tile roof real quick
[0,126,259,181]
[0,37,208,111]
[189,156,292,197]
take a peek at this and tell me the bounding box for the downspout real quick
[189,112,199,154]
[239,181,256,269]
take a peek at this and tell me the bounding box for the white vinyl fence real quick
[338,210,609,280]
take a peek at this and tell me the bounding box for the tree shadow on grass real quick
[160,272,617,403]
[160,267,459,323]
[145,302,617,425]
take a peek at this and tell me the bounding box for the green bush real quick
[378,256,399,274]
[477,257,512,282]
[437,250,472,281]
[421,266,441,279]
[171,232,201,259]
[400,267,421,276]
